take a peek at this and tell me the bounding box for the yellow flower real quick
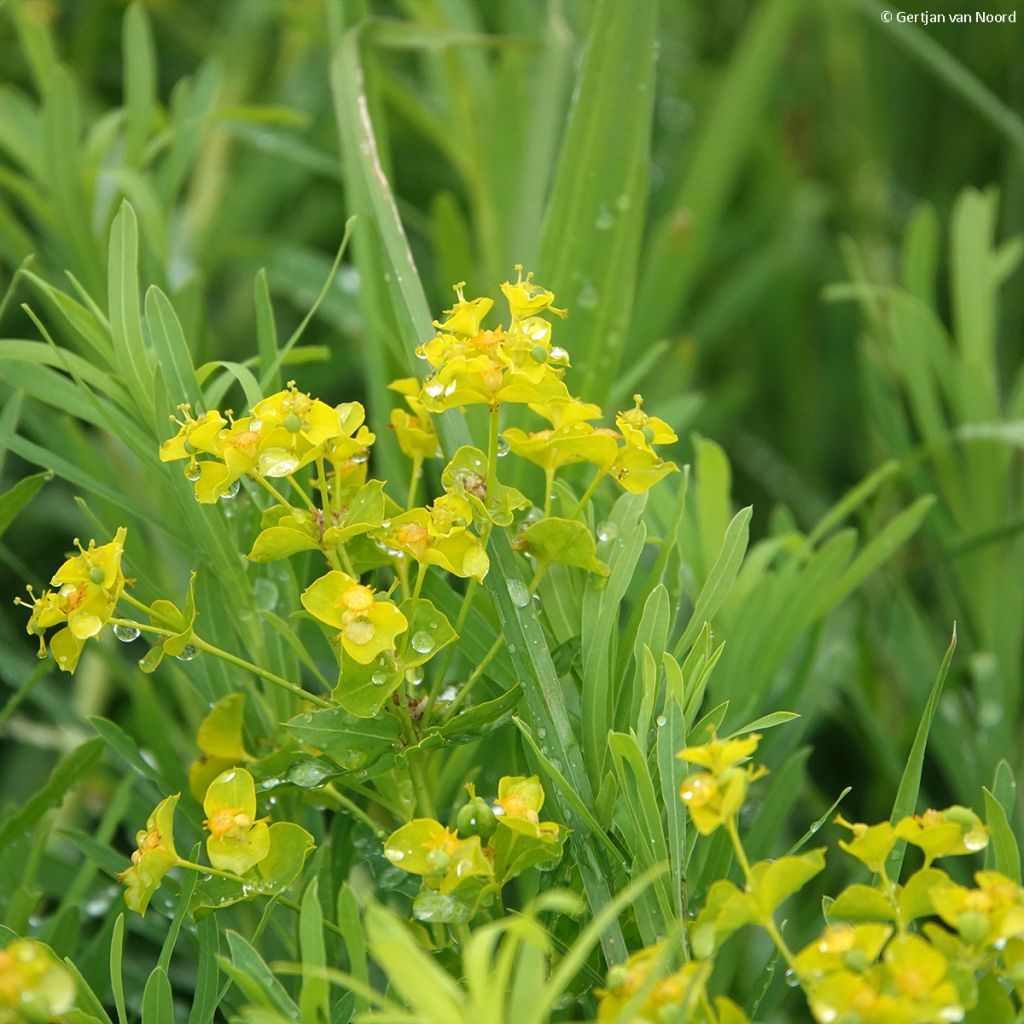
[117,793,180,914]
[501,265,567,321]
[795,923,893,979]
[677,733,767,835]
[596,946,710,1024]
[388,379,439,461]
[0,938,76,1022]
[834,816,900,874]
[17,527,129,673]
[159,405,227,463]
[680,732,762,774]
[383,819,493,895]
[385,497,489,581]
[203,768,270,875]
[615,393,678,448]
[894,806,989,865]
[495,775,545,825]
[432,282,493,337]
[300,570,408,663]
[929,870,1024,948]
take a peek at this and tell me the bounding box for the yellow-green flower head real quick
[203,768,270,875]
[494,775,545,824]
[804,934,963,1024]
[252,381,347,450]
[616,394,678,448]
[679,732,762,775]
[530,396,604,429]
[930,870,1024,949]
[301,570,408,663]
[420,350,571,413]
[159,405,227,463]
[191,414,263,502]
[894,806,989,865]
[795,924,893,980]
[383,819,493,895]
[324,402,376,467]
[611,441,680,494]
[834,815,900,875]
[17,527,129,672]
[0,938,76,1023]
[504,422,619,474]
[117,793,180,915]
[679,768,756,836]
[501,265,567,322]
[432,282,493,337]
[596,947,712,1024]
[385,497,489,581]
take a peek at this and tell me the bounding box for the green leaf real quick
[982,785,1021,883]
[299,879,329,1024]
[145,285,200,408]
[110,914,128,1024]
[888,626,957,880]
[0,469,49,538]
[492,817,567,885]
[399,597,456,668]
[140,966,173,1024]
[187,916,220,1024]
[332,651,403,718]
[516,517,609,576]
[437,686,521,743]
[255,268,281,393]
[283,707,400,771]
[828,883,897,923]
[221,931,298,1016]
[0,737,104,855]
[536,0,658,406]
[749,849,826,917]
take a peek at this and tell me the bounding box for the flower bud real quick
[457,796,496,840]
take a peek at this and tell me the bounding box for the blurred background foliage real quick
[1,0,1023,1017]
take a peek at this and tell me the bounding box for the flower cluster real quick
[15,528,128,672]
[159,383,374,503]
[677,732,768,835]
[0,939,75,1023]
[384,775,567,920]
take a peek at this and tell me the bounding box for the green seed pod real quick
[841,948,871,973]
[457,797,496,840]
[656,1004,681,1024]
[284,412,303,433]
[641,424,656,444]
[425,848,450,873]
[604,965,630,992]
[530,344,548,363]
[88,565,106,585]
[944,805,978,829]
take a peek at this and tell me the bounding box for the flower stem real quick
[572,470,606,518]
[486,405,501,487]
[253,474,293,510]
[191,635,332,708]
[407,457,422,509]
[441,633,503,717]
[288,475,317,512]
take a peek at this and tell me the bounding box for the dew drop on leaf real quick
[113,624,140,643]
[176,644,198,662]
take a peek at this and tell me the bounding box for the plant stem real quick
[544,465,555,517]
[486,405,501,486]
[253,474,293,510]
[442,634,504,717]
[572,469,606,518]
[288,475,317,512]
[407,457,422,509]
[315,456,332,512]
[191,635,332,708]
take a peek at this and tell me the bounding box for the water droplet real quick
[576,281,599,310]
[405,667,424,686]
[113,623,140,643]
[221,479,240,500]
[615,193,631,212]
[537,727,547,740]
[257,447,299,478]
[784,968,800,988]
[507,579,530,608]
[656,714,667,727]
[288,761,331,788]
[595,204,614,230]
[176,644,198,662]
[410,631,435,655]
[184,462,201,482]
[596,520,618,543]
[492,804,506,817]
[978,700,1002,728]
[351,449,370,464]
[496,436,510,457]
[507,643,517,654]
[371,672,388,686]
[439,685,458,702]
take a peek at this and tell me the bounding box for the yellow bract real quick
[0,938,76,1023]
[203,767,270,875]
[117,793,180,914]
[300,570,408,663]
[678,733,767,836]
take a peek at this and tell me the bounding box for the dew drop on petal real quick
[176,644,198,662]
[221,479,241,500]
[410,631,435,655]
[257,447,300,478]
[496,436,510,458]
[184,463,201,482]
